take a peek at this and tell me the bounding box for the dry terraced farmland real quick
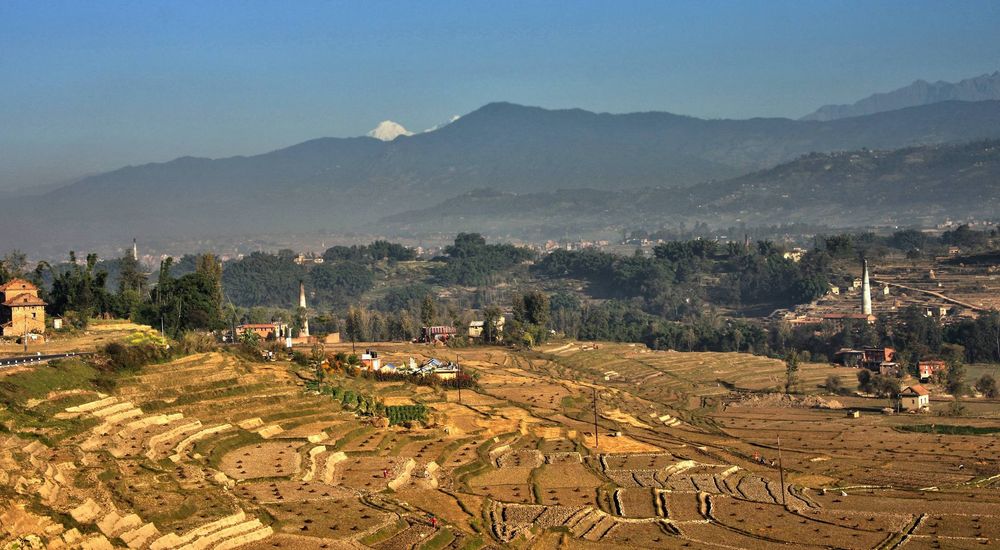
[1,337,998,549]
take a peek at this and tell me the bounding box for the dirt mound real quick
[727,393,842,410]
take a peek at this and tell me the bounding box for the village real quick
[2,253,999,549]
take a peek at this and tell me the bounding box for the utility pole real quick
[593,386,599,451]
[457,363,462,404]
[777,434,787,507]
[23,314,28,353]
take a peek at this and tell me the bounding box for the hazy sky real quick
[2,1,999,191]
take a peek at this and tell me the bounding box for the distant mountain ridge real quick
[382,140,1000,236]
[6,100,1000,254]
[802,71,1000,121]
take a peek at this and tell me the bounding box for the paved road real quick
[0,352,90,369]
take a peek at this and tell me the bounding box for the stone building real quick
[0,278,47,337]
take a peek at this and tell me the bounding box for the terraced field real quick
[1,338,998,549]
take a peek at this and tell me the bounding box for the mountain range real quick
[382,140,1000,237]
[802,71,1000,121]
[5,98,1000,254]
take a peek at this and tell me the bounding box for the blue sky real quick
[1,1,999,190]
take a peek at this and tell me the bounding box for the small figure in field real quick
[430,515,438,528]
[382,468,389,478]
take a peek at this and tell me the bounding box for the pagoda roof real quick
[0,278,38,292]
[2,293,47,307]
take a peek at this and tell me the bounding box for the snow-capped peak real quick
[367,120,413,141]
[423,115,461,133]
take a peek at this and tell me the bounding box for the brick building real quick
[0,279,46,337]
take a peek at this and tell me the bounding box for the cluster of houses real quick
[419,316,506,343]
[360,350,460,380]
[833,345,944,412]
[834,346,947,383]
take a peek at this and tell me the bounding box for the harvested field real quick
[265,499,389,539]
[582,433,663,453]
[3,339,999,550]
[536,463,602,488]
[219,440,303,480]
[615,488,659,518]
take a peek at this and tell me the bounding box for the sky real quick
[1,1,999,191]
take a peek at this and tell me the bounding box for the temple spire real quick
[862,258,872,316]
[298,281,309,337]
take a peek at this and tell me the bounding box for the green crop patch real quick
[895,424,1000,435]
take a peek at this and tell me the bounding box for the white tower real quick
[861,259,872,316]
[298,281,309,337]
[132,238,138,261]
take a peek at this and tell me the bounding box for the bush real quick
[974,374,998,398]
[824,374,844,395]
[385,404,428,426]
[179,332,217,354]
[102,340,172,372]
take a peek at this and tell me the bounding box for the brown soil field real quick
[3,339,999,549]
[219,441,303,480]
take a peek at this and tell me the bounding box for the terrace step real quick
[582,515,617,541]
[91,401,138,418]
[145,420,203,461]
[120,522,160,549]
[213,526,273,550]
[97,511,142,538]
[569,508,603,538]
[65,396,118,414]
[101,407,145,425]
[175,519,264,550]
[562,506,594,530]
[149,511,247,550]
[170,423,234,462]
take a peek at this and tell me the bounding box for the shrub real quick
[102,340,172,372]
[385,404,428,426]
[179,332,217,354]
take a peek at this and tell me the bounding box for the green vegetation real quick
[385,404,428,426]
[434,233,535,286]
[0,358,99,405]
[895,424,1000,435]
[420,528,456,550]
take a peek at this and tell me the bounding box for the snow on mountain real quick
[367,120,413,141]
[423,115,461,133]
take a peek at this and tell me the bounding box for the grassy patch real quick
[359,518,408,546]
[419,528,456,550]
[332,425,375,451]
[0,358,99,404]
[895,424,1000,435]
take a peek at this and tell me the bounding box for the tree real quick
[117,251,148,319]
[47,251,114,323]
[857,369,873,393]
[345,307,366,343]
[824,374,844,395]
[482,306,503,344]
[420,295,436,326]
[974,374,998,398]
[945,361,967,396]
[239,329,261,348]
[784,352,799,394]
[196,253,224,318]
[0,250,28,283]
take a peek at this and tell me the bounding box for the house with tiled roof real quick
[900,384,930,412]
[0,278,47,337]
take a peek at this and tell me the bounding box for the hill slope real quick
[802,71,1000,121]
[383,140,1000,236]
[6,100,1000,252]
